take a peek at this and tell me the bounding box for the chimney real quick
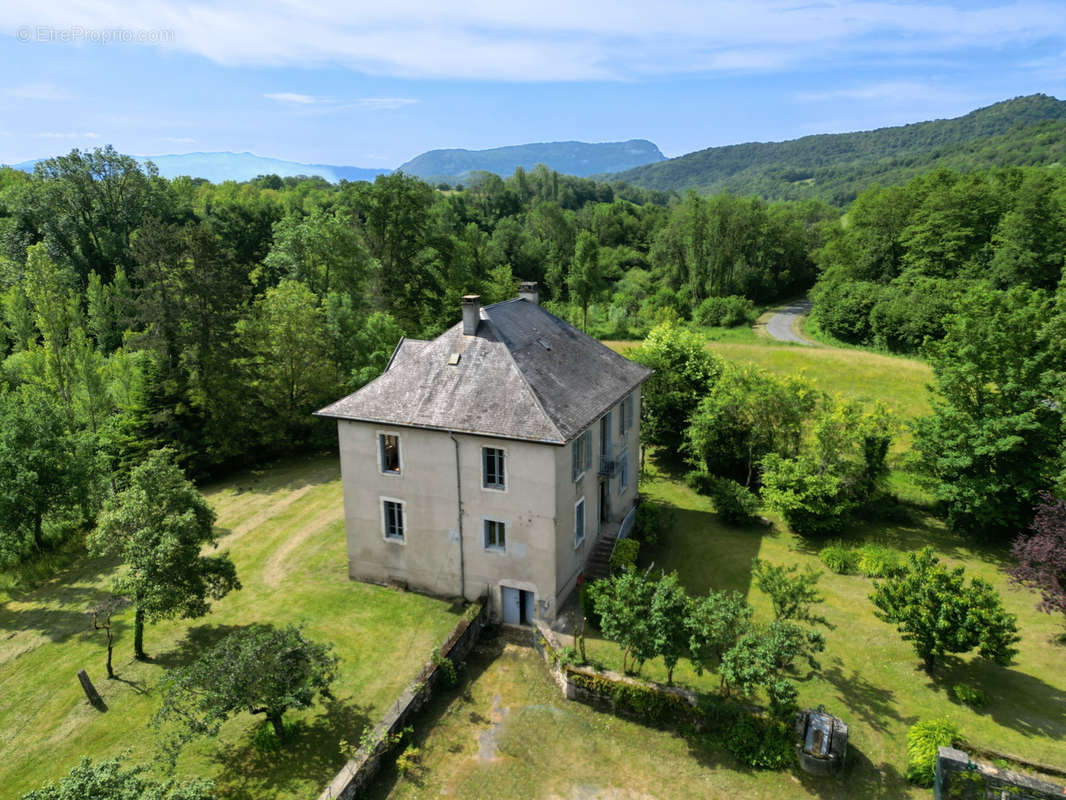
[518,281,539,305]
[462,295,481,336]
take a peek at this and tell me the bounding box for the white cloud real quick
[264,92,319,104]
[162,136,196,143]
[4,1,1066,81]
[796,81,977,105]
[5,82,70,101]
[35,131,101,139]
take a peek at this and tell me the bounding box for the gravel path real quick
[764,299,817,345]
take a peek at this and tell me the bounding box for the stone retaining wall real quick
[935,746,1066,800]
[318,601,488,800]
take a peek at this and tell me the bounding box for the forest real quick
[1,143,1064,567]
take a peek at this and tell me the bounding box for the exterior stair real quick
[583,522,621,582]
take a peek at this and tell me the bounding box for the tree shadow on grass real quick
[928,656,1066,740]
[201,454,340,499]
[821,660,911,735]
[794,742,909,800]
[151,623,263,669]
[210,695,374,800]
[0,584,119,645]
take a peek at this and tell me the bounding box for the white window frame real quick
[378,431,403,476]
[618,451,629,494]
[380,497,406,543]
[482,446,507,492]
[574,497,586,548]
[482,518,507,552]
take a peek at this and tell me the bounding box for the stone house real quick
[316,283,652,624]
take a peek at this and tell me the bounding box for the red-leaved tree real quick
[1009,494,1066,630]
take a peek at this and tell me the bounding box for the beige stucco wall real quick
[553,385,642,610]
[337,421,559,618]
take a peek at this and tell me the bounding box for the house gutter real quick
[449,433,466,600]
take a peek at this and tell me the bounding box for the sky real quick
[1,1,1065,168]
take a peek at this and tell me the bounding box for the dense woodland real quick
[0,142,1064,567]
[607,94,1066,205]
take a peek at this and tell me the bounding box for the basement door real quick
[501,587,535,625]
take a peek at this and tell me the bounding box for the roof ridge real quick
[480,314,566,443]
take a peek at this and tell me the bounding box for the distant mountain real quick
[396,139,665,183]
[10,151,389,184]
[602,94,1066,205]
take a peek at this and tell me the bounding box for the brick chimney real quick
[518,281,539,305]
[462,295,481,336]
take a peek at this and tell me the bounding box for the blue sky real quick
[2,1,1065,167]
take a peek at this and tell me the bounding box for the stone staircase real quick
[583,522,621,581]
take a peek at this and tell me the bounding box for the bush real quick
[855,544,903,578]
[610,538,640,573]
[693,295,756,328]
[951,683,988,709]
[581,579,603,629]
[634,499,669,546]
[819,542,858,574]
[906,719,961,786]
[710,477,760,524]
[723,713,794,769]
[430,647,457,686]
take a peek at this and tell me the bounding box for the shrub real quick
[819,542,858,574]
[581,580,603,630]
[855,544,903,578]
[723,713,794,769]
[431,647,457,686]
[693,295,756,328]
[610,538,640,573]
[634,499,669,546]
[951,683,988,709]
[906,719,961,785]
[706,476,760,524]
[395,744,422,777]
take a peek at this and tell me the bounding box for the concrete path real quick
[764,299,817,346]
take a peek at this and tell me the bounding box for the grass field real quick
[0,455,461,800]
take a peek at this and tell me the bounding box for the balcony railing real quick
[598,442,627,477]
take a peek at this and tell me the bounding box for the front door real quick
[501,587,521,624]
[501,587,534,625]
[599,480,609,524]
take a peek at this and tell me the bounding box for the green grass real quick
[0,455,461,800]
[574,458,1066,792]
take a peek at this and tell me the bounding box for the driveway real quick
[764,299,817,345]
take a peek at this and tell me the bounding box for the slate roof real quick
[316,298,652,444]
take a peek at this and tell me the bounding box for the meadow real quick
[0,456,460,800]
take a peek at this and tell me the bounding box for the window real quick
[483,519,506,551]
[571,430,592,481]
[575,498,586,547]
[382,499,405,541]
[619,393,634,435]
[600,411,612,456]
[379,434,400,474]
[483,447,505,490]
[618,451,629,493]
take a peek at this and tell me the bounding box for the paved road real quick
[764,299,817,345]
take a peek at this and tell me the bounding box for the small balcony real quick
[598,442,627,478]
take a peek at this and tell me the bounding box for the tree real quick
[89,596,128,679]
[760,395,893,536]
[912,286,1064,538]
[631,321,722,452]
[1009,494,1066,630]
[20,755,215,800]
[0,385,93,559]
[684,363,815,486]
[89,449,240,659]
[685,589,753,680]
[154,624,338,746]
[567,230,604,330]
[587,569,656,674]
[648,572,692,684]
[719,620,824,716]
[870,547,1020,673]
[236,279,338,446]
[752,559,828,628]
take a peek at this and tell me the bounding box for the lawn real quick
[576,460,1066,791]
[0,455,461,800]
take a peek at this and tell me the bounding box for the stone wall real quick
[317,601,488,800]
[935,746,1066,800]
